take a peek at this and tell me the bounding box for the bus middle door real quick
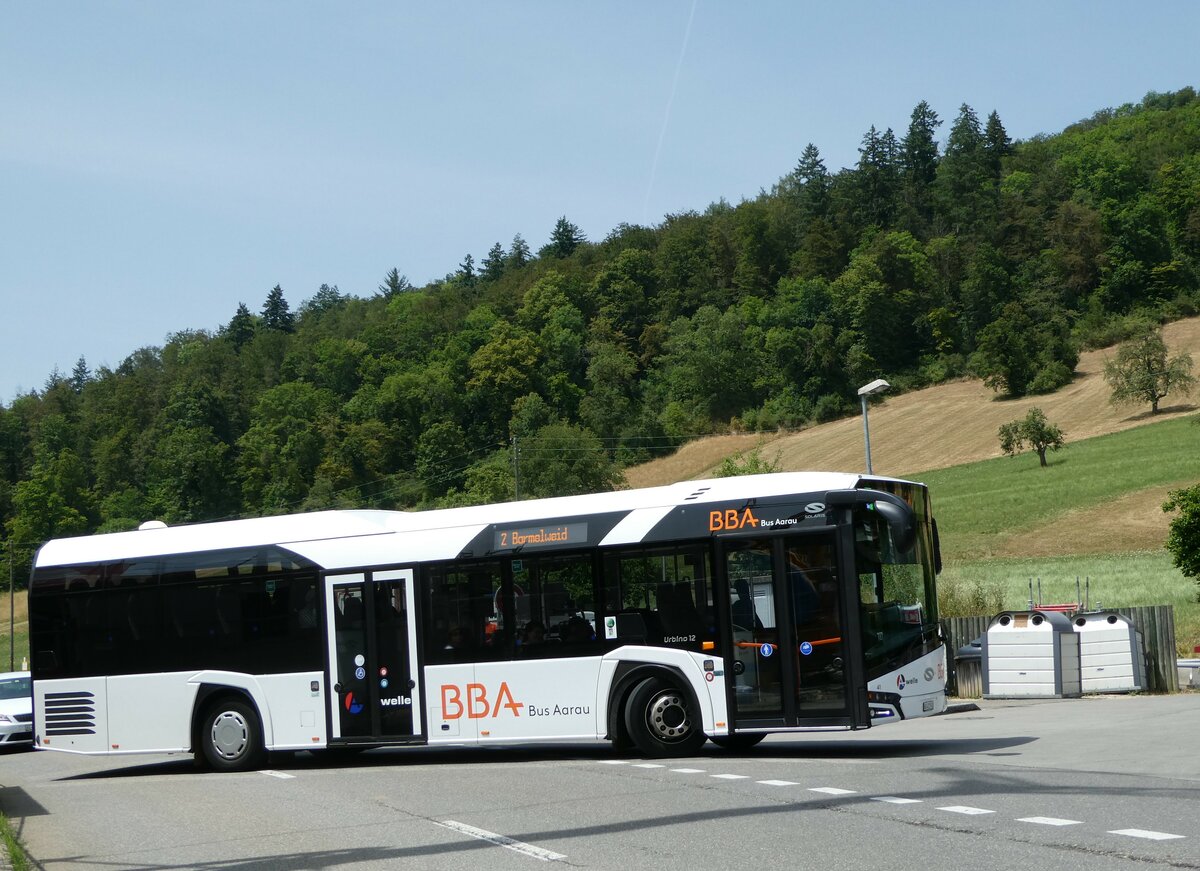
[324,570,422,743]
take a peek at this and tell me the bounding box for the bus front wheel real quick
[198,697,266,772]
[709,733,766,751]
[623,675,706,758]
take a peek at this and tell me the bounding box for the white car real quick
[0,672,32,748]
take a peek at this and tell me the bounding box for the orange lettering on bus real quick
[709,507,760,532]
[441,684,463,719]
[440,681,525,719]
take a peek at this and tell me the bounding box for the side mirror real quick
[824,488,917,553]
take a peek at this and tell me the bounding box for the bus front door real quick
[720,534,862,729]
[324,570,423,743]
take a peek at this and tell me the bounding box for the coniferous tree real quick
[481,243,506,282]
[508,234,532,269]
[935,104,990,235]
[261,285,295,333]
[984,110,1012,178]
[70,357,90,394]
[547,216,586,259]
[226,303,256,350]
[790,143,831,221]
[900,101,942,234]
[852,126,901,229]
[458,253,476,286]
[378,268,412,298]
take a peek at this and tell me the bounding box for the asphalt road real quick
[2,694,1198,870]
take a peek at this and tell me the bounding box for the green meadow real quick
[917,414,1200,653]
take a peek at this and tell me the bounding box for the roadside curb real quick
[943,701,981,715]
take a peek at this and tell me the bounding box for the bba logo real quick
[709,507,760,532]
[441,682,524,719]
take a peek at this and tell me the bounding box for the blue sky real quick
[2,2,1198,401]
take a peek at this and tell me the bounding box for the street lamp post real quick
[857,378,890,474]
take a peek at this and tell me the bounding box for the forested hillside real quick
[3,88,1200,574]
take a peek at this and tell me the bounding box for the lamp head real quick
[857,378,890,397]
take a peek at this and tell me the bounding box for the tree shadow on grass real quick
[1122,402,1198,421]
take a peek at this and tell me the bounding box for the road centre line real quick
[938,806,995,815]
[1109,829,1185,841]
[595,763,1187,840]
[1019,817,1081,827]
[436,820,567,862]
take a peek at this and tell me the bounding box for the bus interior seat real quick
[673,580,704,637]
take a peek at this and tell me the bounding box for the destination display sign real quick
[494,522,589,551]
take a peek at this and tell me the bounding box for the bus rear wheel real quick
[623,675,706,758]
[198,697,266,772]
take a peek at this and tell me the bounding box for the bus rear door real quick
[324,569,423,744]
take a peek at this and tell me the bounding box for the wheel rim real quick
[645,689,693,743]
[211,710,250,760]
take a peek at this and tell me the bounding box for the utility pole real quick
[511,436,520,501]
[8,540,14,672]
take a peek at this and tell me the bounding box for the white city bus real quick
[29,472,946,771]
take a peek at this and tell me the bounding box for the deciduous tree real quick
[1103,323,1195,413]
[998,407,1064,467]
[1163,484,1200,589]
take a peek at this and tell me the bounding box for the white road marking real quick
[872,796,923,804]
[809,787,856,795]
[258,770,295,779]
[1109,829,1185,841]
[437,820,567,862]
[1019,817,1081,827]
[938,806,995,815]
[711,773,749,780]
[633,763,665,768]
[596,760,629,765]
[757,779,798,786]
[671,768,706,773]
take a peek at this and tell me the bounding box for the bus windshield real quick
[855,502,939,677]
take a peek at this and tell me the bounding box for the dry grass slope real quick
[625,317,1200,554]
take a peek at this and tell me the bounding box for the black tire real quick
[610,720,635,754]
[198,697,267,772]
[623,675,706,758]
[709,733,766,751]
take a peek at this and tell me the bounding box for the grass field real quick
[915,417,1200,653]
[918,414,1200,560]
[0,591,28,673]
[939,551,1199,653]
